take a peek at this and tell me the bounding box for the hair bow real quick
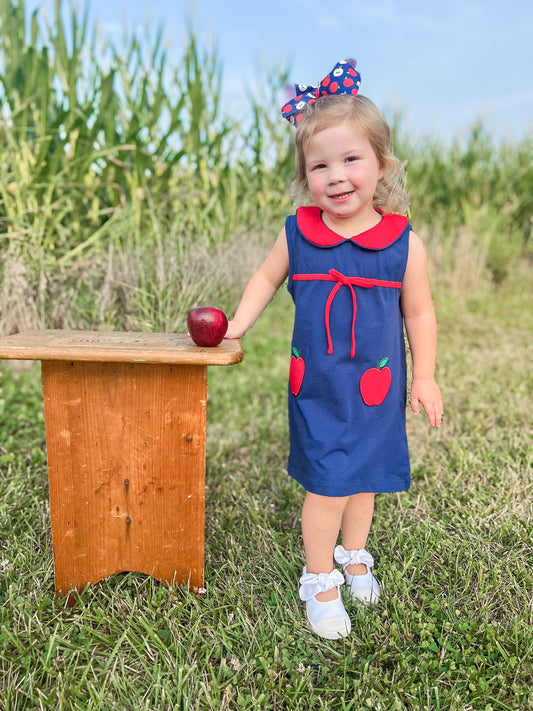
[281,59,361,126]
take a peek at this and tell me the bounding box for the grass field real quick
[0,265,531,710]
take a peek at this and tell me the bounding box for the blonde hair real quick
[290,94,410,214]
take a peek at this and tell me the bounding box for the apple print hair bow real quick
[281,59,361,126]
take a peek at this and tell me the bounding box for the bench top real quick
[0,330,243,366]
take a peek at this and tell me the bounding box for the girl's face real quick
[305,120,384,235]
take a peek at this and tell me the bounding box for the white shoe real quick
[299,568,351,639]
[334,546,381,605]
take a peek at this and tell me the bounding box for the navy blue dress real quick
[286,207,411,496]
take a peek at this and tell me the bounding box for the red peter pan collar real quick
[296,206,409,250]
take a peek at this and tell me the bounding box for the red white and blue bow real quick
[281,59,361,126]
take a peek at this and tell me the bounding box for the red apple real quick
[360,357,391,406]
[187,306,228,347]
[290,347,305,396]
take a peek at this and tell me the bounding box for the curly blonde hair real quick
[290,94,410,215]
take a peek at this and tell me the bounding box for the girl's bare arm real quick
[225,228,289,339]
[400,231,443,427]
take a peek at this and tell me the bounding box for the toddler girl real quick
[225,60,442,639]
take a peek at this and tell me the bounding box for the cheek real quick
[306,173,322,196]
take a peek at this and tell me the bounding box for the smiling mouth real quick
[330,190,353,200]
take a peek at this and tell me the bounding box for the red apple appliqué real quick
[360,357,391,406]
[290,347,305,396]
[187,306,228,347]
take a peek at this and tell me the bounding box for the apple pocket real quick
[360,357,391,406]
[289,347,305,396]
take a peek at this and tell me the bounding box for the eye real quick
[346,155,360,163]
[309,163,326,171]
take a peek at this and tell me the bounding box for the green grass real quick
[1,271,532,710]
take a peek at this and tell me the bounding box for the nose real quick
[327,163,345,184]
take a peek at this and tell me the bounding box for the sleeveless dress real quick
[286,206,411,496]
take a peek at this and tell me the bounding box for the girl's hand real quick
[225,319,246,340]
[410,378,443,427]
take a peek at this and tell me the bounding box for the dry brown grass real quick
[0,223,273,337]
[0,244,42,336]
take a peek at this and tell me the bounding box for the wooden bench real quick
[0,330,243,601]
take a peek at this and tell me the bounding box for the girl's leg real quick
[301,492,349,601]
[340,493,375,575]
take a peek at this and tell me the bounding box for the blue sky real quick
[26,0,533,142]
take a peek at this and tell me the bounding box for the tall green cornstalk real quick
[0,0,531,337]
[0,0,283,265]
[397,124,533,284]
[0,0,294,334]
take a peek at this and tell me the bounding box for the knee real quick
[305,491,349,515]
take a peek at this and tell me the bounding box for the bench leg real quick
[41,360,207,598]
